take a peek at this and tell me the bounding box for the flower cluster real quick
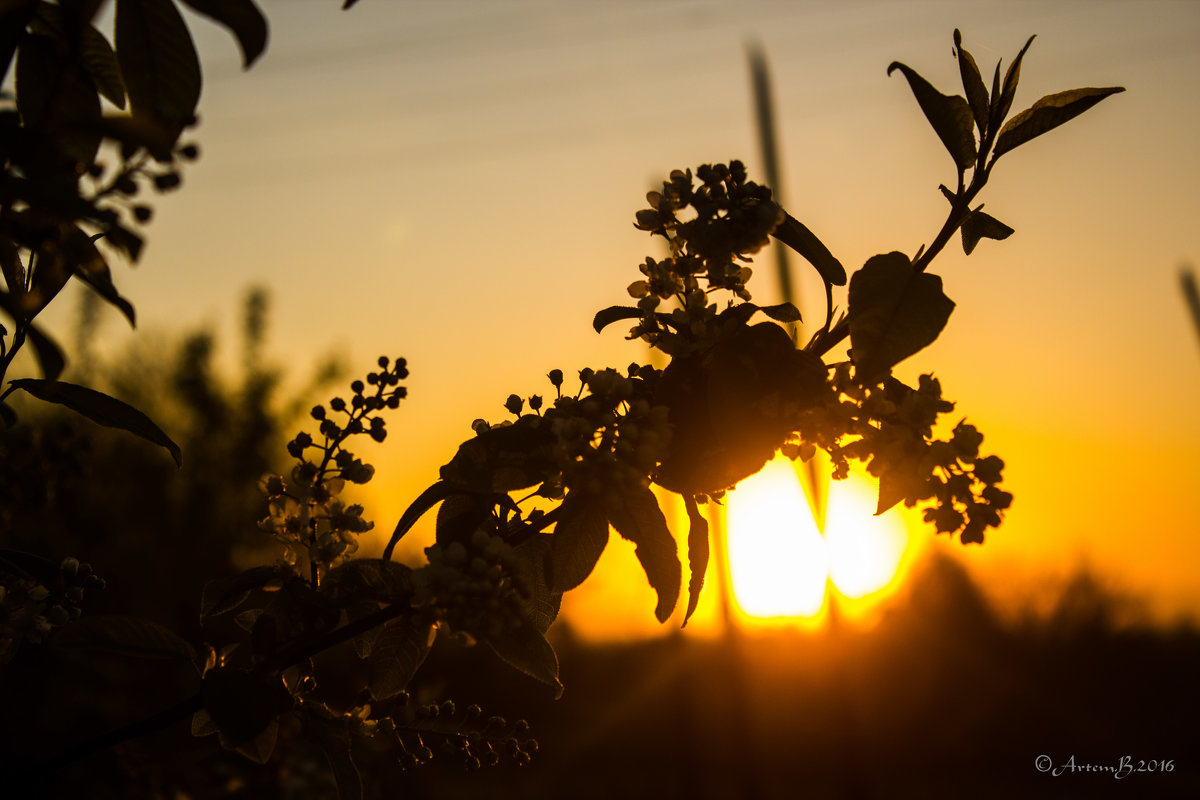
[789,367,1011,544]
[347,693,538,771]
[414,528,531,641]
[469,365,672,505]
[258,357,407,583]
[628,161,784,351]
[0,556,104,663]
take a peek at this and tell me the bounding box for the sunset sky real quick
[37,0,1200,637]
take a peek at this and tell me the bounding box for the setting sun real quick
[725,456,913,621]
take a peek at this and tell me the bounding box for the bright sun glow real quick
[725,456,911,621]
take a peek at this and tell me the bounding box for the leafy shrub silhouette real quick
[0,3,1128,797]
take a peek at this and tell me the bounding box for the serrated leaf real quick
[512,534,561,634]
[180,0,268,69]
[200,565,284,619]
[368,616,433,701]
[484,619,562,698]
[439,422,555,495]
[682,494,708,627]
[770,213,846,286]
[992,87,1125,159]
[960,208,1014,255]
[847,252,955,382]
[9,378,181,465]
[325,559,415,606]
[993,35,1035,127]
[953,29,989,135]
[606,485,680,623]
[888,61,976,171]
[592,304,641,334]
[116,0,202,128]
[547,490,609,592]
[54,613,196,663]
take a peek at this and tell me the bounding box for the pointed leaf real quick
[9,378,181,465]
[512,534,562,634]
[32,3,127,109]
[66,227,136,326]
[992,87,1125,159]
[325,559,415,606]
[771,213,846,286]
[993,35,1035,127]
[54,614,196,663]
[547,490,609,592]
[592,304,641,333]
[116,0,202,127]
[888,61,976,171]
[484,619,562,698]
[875,467,907,515]
[233,720,278,764]
[27,323,65,381]
[439,422,555,495]
[847,252,955,382]
[201,565,287,619]
[381,481,453,561]
[79,24,127,109]
[953,29,989,135]
[759,301,802,324]
[16,32,102,165]
[961,208,1014,255]
[368,616,433,701]
[606,485,680,623]
[180,0,268,69]
[682,495,709,627]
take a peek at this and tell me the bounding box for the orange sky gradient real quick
[30,0,1200,638]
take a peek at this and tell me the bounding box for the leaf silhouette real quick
[993,87,1125,159]
[512,535,562,635]
[8,378,181,465]
[888,61,976,171]
[547,490,609,592]
[201,565,286,619]
[771,213,846,286]
[606,485,680,623]
[368,616,433,701]
[682,494,708,627]
[180,0,269,69]
[116,0,202,128]
[993,35,1035,126]
[961,208,1014,254]
[484,620,562,698]
[953,29,989,134]
[847,252,955,381]
[54,614,196,663]
[592,304,641,333]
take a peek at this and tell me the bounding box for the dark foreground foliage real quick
[5,555,1196,799]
